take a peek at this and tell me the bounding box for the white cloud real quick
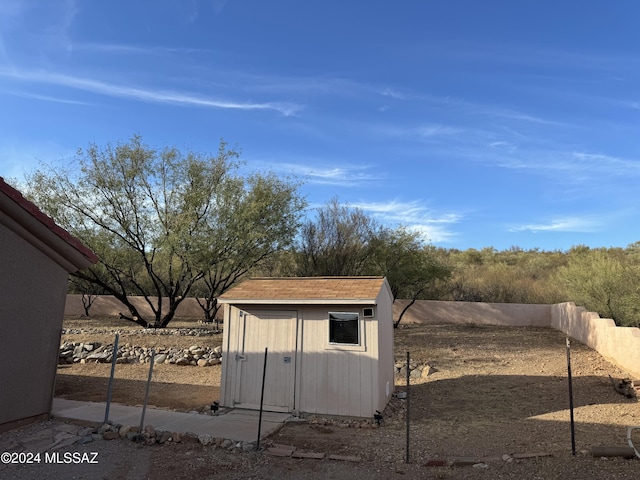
[0,68,303,116]
[351,200,462,243]
[509,216,602,234]
[373,123,463,140]
[72,43,211,56]
[260,162,380,186]
[488,108,568,127]
[485,148,640,183]
[8,90,91,105]
[570,151,640,172]
[488,141,517,151]
[376,87,407,100]
[406,223,458,243]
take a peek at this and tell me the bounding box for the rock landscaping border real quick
[59,341,223,366]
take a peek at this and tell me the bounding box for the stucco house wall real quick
[0,226,69,430]
[0,178,97,432]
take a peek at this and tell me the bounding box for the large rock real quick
[86,352,111,362]
[154,354,167,364]
[421,365,435,378]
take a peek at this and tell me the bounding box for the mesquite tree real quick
[295,198,381,276]
[190,173,306,327]
[294,199,450,327]
[27,135,305,328]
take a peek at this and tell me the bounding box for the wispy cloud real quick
[570,151,640,173]
[72,43,212,56]
[352,200,462,243]
[488,141,518,152]
[373,123,463,140]
[7,89,91,105]
[0,68,303,116]
[260,162,380,186]
[494,150,640,178]
[509,216,602,234]
[376,87,407,100]
[49,0,78,53]
[488,108,569,127]
[212,0,229,15]
[412,40,640,75]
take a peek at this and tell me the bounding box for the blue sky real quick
[2,1,640,252]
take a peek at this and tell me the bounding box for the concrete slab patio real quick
[51,398,290,443]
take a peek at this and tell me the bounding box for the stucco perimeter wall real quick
[394,299,551,327]
[64,294,207,319]
[394,299,640,379]
[551,302,640,379]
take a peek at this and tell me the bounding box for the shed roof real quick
[218,276,391,305]
[0,177,98,272]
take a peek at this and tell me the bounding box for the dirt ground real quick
[55,316,224,411]
[8,317,640,479]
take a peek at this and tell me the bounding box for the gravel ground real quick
[2,319,639,479]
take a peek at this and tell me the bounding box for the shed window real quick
[329,312,359,344]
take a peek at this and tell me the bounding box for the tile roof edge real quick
[0,177,99,266]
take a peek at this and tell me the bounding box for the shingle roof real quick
[218,276,389,304]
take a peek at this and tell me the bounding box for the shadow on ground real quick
[54,373,219,412]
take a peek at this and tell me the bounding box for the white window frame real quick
[326,311,367,352]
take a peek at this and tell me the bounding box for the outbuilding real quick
[0,177,98,432]
[218,276,395,418]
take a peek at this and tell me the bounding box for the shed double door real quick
[234,309,297,412]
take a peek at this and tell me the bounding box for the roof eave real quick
[218,298,377,305]
[0,179,98,272]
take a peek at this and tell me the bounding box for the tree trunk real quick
[81,294,97,317]
[394,298,416,328]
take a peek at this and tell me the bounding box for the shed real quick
[0,177,98,432]
[218,276,395,418]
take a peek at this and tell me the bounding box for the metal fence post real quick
[139,349,156,434]
[256,347,268,450]
[406,350,410,464]
[566,337,576,455]
[104,333,119,424]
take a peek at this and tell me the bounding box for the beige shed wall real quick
[219,303,234,408]
[221,298,394,418]
[296,304,379,418]
[375,286,395,412]
[0,226,68,431]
